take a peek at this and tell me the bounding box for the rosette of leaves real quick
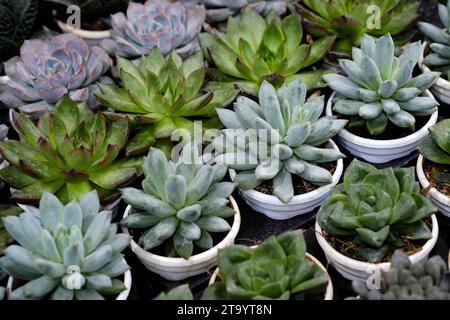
[200,9,336,96]
[317,159,437,262]
[203,231,329,300]
[214,79,347,204]
[44,0,129,20]
[120,146,236,259]
[96,50,238,156]
[419,0,450,80]
[0,191,131,300]
[324,34,440,136]
[100,0,205,59]
[0,96,142,205]
[0,34,112,115]
[0,0,38,63]
[351,251,450,300]
[296,0,419,54]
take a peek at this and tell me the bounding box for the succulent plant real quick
[0,191,131,300]
[419,0,450,81]
[200,9,336,96]
[296,0,419,54]
[193,0,291,23]
[324,34,440,136]
[0,96,142,205]
[0,205,22,255]
[156,284,194,300]
[203,231,329,300]
[317,159,437,263]
[97,50,238,156]
[214,79,347,204]
[0,34,112,115]
[100,0,205,59]
[45,0,129,19]
[351,250,450,300]
[121,145,236,259]
[0,0,38,63]
[420,119,450,165]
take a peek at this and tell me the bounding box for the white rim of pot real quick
[228,139,344,206]
[122,196,241,269]
[326,91,439,149]
[56,19,112,40]
[208,251,333,300]
[6,261,132,300]
[315,214,439,276]
[419,42,450,93]
[417,155,450,208]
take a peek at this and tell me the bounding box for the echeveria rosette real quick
[200,9,336,96]
[296,0,419,54]
[419,119,450,166]
[203,231,329,300]
[0,96,142,205]
[120,146,236,259]
[214,79,347,204]
[317,159,437,263]
[350,251,450,300]
[419,0,450,80]
[101,0,205,59]
[0,34,112,115]
[0,191,131,300]
[324,34,440,136]
[96,50,238,156]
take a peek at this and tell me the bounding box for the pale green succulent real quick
[0,191,131,300]
[121,145,236,259]
[324,34,440,135]
[214,79,347,204]
[419,0,450,80]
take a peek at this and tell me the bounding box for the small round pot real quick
[122,196,241,281]
[315,215,439,282]
[56,19,111,40]
[419,44,450,104]
[209,252,334,300]
[229,140,344,220]
[417,155,450,217]
[6,266,132,300]
[326,91,438,164]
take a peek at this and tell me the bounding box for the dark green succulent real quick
[156,285,194,300]
[351,250,450,300]
[317,159,437,262]
[203,231,329,300]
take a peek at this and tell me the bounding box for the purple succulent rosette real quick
[0,34,112,115]
[101,0,205,59]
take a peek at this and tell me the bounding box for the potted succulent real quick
[324,34,440,163]
[418,0,450,104]
[417,119,450,217]
[100,0,205,59]
[0,34,112,117]
[0,96,142,207]
[295,0,419,55]
[214,79,346,220]
[156,284,194,300]
[120,146,241,281]
[0,191,132,300]
[350,250,450,300]
[204,231,333,300]
[316,159,439,282]
[96,50,238,156]
[199,8,336,95]
[45,0,129,40]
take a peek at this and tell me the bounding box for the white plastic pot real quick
[417,155,450,217]
[419,44,450,104]
[6,264,132,300]
[209,252,334,300]
[56,19,111,40]
[229,140,344,220]
[315,215,439,282]
[122,196,241,281]
[326,91,438,164]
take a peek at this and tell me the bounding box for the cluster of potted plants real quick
[0,0,449,301]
